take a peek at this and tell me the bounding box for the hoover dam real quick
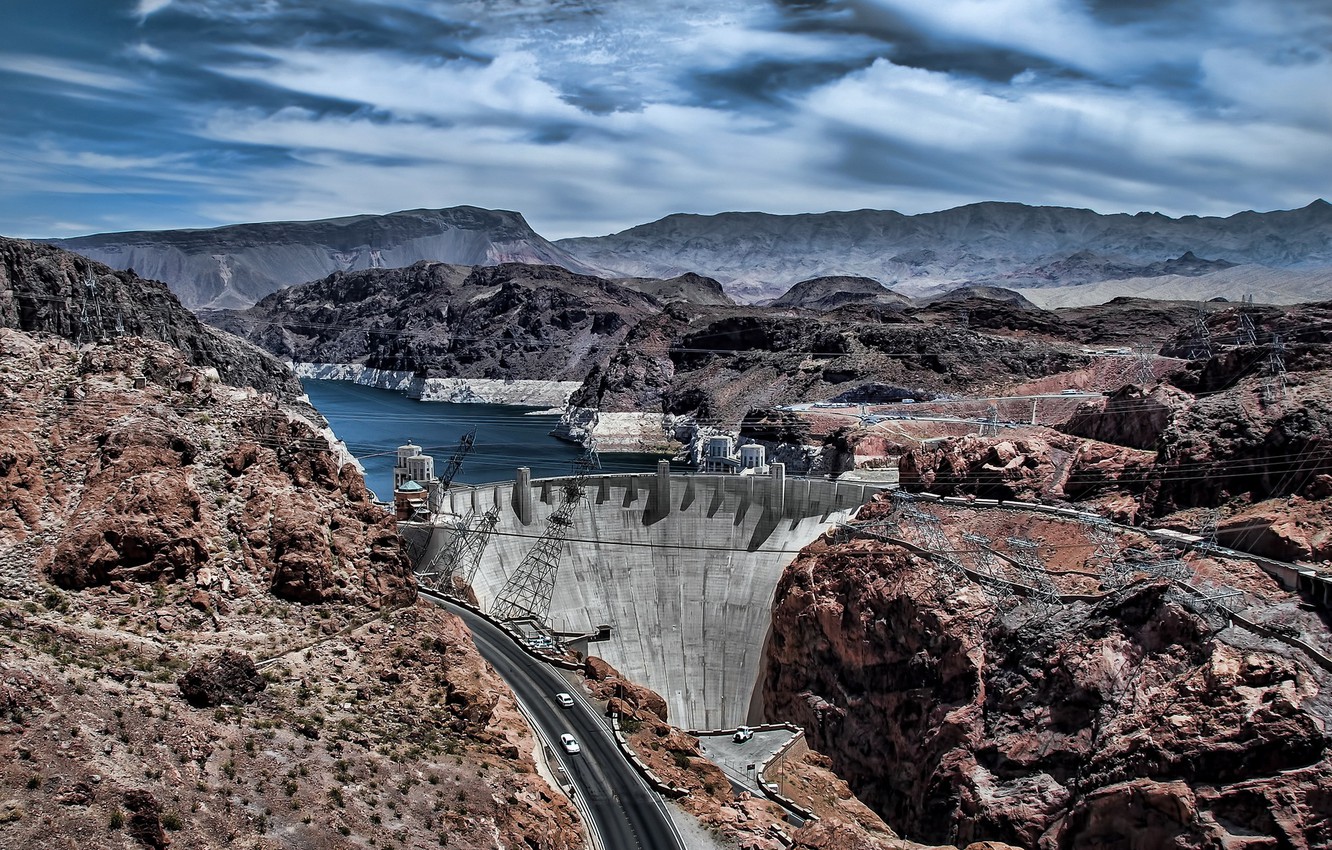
[410,464,888,730]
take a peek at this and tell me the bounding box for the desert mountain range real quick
[43,200,1332,310]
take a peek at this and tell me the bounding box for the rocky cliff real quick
[0,327,585,848]
[763,499,1332,849]
[47,206,603,310]
[1,237,301,398]
[557,200,1332,303]
[209,261,661,387]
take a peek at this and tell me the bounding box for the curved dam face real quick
[419,468,884,730]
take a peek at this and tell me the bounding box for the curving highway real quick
[422,591,684,850]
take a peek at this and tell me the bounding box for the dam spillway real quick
[414,467,886,730]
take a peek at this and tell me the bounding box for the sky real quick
[2,0,1330,240]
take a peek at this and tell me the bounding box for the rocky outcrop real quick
[769,276,911,311]
[209,261,660,386]
[763,522,1332,848]
[1,330,413,608]
[1060,384,1184,450]
[47,205,604,310]
[177,650,266,707]
[899,433,1156,505]
[0,237,301,398]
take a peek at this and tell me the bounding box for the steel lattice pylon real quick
[437,427,477,490]
[1263,335,1288,406]
[488,444,599,624]
[962,532,1015,609]
[1135,343,1156,386]
[416,506,500,596]
[1003,537,1060,614]
[1088,521,1133,591]
[1188,302,1213,360]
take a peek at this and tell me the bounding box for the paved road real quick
[422,592,684,850]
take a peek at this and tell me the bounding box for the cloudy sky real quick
[3,0,1330,239]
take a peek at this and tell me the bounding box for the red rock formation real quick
[763,534,1331,849]
[899,433,1154,504]
[0,330,414,608]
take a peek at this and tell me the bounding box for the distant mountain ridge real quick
[556,200,1332,303]
[46,206,601,311]
[44,200,1332,311]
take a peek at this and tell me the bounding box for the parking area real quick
[695,728,797,794]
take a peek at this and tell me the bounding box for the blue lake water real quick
[301,379,669,499]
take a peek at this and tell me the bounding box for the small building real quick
[702,435,739,473]
[394,440,436,490]
[393,480,429,521]
[393,440,440,519]
[738,443,768,473]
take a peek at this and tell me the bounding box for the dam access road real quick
[424,592,685,850]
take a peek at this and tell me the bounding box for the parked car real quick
[555,692,574,708]
[559,734,581,754]
[733,726,754,743]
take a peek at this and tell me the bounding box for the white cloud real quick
[1200,49,1332,131]
[127,41,167,63]
[212,48,585,124]
[0,55,144,93]
[134,0,174,20]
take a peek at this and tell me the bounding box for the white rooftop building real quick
[699,435,770,475]
[394,441,436,490]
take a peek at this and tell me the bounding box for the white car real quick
[555,692,574,708]
[1061,388,1081,395]
[733,726,754,743]
[559,733,581,754]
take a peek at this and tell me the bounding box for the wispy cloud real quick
[0,55,145,93]
[1,0,1329,240]
[134,0,175,20]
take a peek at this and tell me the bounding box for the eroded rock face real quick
[899,433,1155,504]
[0,236,301,396]
[763,534,1332,849]
[1060,384,1184,450]
[0,329,413,609]
[177,650,266,708]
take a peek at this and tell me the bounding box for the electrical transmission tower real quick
[1087,521,1133,591]
[1135,343,1156,386]
[415,505,500,596]
[1263,334,1288,405]
[437,427,477,490]
[488,442,600,624]
[980,404,1000,437]
[901,506,966,598]
[958,308,970,330]
[962,532,1015,609]
[1195,509,1222,552]
[1177,579,1244,629]
[1239,311,1258,347]
[1003,537,1060,615]
[1188,303,1213,360]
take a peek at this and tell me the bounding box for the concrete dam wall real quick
[415,467,885,729]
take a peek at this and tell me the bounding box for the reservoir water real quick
[302,379,669,499]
